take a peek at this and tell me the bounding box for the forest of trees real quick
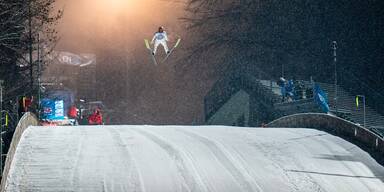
[0,0,62,121]
[182,0,384,80]
[181,0,384,113]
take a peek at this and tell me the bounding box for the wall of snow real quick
[0,112,39,190]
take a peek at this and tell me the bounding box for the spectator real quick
[24,96,33,111]
[68,105,78,119]
[88,108,103,125]
[278,77,286,102]
[277,77,286,87]
[18,96,33,117]
[285,80,295,101]
[306,87,313,98]
[294,80,305,99]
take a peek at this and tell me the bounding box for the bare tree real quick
[0,0,62,121]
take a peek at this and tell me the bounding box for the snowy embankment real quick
[2,126,384,192]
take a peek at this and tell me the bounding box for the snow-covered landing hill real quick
[3,126,384,192]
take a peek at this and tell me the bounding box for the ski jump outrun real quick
[144,26,181,65]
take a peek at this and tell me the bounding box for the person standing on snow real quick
[151,26,170,55]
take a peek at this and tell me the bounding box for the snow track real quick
[177,129,263,192]
[133,128,208,192]
[2,126,384,192]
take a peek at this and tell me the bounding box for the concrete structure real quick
[204,68,280,127]
[204,67,384,135]
[206,90,250,126]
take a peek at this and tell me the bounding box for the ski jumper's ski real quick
[162,38,181,63]
[144,39,158,66]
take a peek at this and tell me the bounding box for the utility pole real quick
[332,41,338,113]
[0,80,4,174]
[37,33,41,119]
[28,1,33,90]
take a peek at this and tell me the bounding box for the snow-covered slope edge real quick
[0,112,38,191]
[268,113,384,166]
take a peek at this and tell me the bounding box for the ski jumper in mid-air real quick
[151,26,169,55]
[144,27,181,65]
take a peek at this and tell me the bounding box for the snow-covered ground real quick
[3,126,384,192]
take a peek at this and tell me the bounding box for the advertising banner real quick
[41,99,65,120]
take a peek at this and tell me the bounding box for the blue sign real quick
[45,90,74,117]
[40,98,65,120]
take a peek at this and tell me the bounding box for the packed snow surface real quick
[3,126,384,192]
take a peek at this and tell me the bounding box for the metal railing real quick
[339,68,384,116]
[204,60,384,134]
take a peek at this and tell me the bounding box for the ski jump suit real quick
[151,31,169,55]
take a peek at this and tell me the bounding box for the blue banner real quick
[40,98,65,120]
[313,84,330,113]
[45,90,74,117]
